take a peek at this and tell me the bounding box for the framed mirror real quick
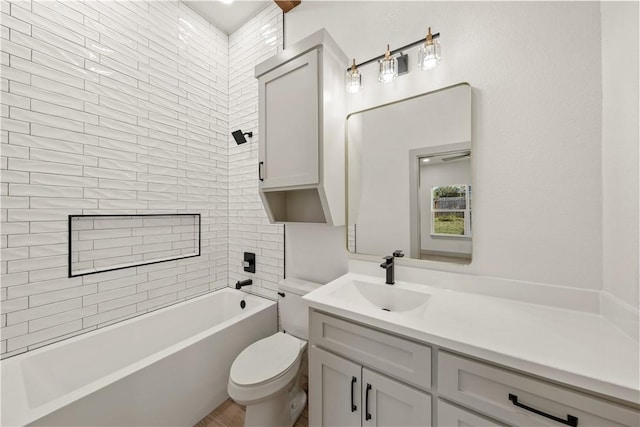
[347,83,472,264]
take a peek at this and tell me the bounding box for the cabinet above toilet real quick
[255,29,348,225]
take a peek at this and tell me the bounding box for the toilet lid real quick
[230,332,301,386]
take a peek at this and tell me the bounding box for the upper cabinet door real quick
[258,49,319,189]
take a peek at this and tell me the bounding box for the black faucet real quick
[235,279,253,289]
[380,256,395,285]
[380,250,404,285]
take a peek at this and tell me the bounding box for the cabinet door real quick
[362,368,431,427]
[438,399,506,427]
[259,49,319,189]
[309,346,361,427]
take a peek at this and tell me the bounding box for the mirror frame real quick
[345,82,472,269]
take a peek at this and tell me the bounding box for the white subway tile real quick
[29,284,97,307]
[9,183,83,198]
[98,292,146,313]
[1,11,31,34]
[7,320,82,352]
[29,305,96,332]
[30,173,97,188]
[1,322,28,340]
[9,158,83,176]
[82,303,136,328]
[31,99,98,125]
[137,292,178,312]
[10,107,84,133]
[7,297,81,324]
[10,80,84,110]
[30,148,97,167]
[0,296,28,314]
[7,254,67,274]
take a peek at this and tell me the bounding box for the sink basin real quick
[328,280,431,314]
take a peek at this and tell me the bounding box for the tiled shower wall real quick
[0,0,231,357]
[228,5,284,300]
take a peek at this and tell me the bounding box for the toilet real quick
[228,278,321,427]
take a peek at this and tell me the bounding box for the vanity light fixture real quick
[344,27,441,92]
[232,129,253,145]
[378,44,398,83]
[418,27,441,70]
[345,59,363,93]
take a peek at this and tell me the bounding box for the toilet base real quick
[244,387,306,427]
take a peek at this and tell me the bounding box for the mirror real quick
[347,83,472,264]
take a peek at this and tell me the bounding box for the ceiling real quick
[185,0,272,35]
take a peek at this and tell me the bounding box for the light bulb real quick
[345,59,362,93]
[418,27,441,71]
[378,44,398,83]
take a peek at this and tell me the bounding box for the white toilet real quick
[228,278,321,427]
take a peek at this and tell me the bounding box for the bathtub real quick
[1,288,277,427]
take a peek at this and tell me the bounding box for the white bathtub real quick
[1,288,277,427]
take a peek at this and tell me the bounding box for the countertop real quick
[303,272,640,405]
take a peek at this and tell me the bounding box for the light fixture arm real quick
[345,32,440,71]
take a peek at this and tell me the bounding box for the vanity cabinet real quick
[310,341,431,427]
[308,309,640,427]
[255,29,347,225]
[309,311,432,427]
[438,352,639,427]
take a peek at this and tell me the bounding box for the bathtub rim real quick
[1,288,276,427]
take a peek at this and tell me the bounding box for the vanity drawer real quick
[438,399,506,427]
[310,310,431,390]
[438,352,639,427]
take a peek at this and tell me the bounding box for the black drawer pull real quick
[350,376,357,412]
[365,383,372,420]
[258,161,264,181]
[509,394,578,427]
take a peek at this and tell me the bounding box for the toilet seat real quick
[230,332,302,387]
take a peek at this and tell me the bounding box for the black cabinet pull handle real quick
[258,161,264,181]
[509,394,578,427]
[365,383,372,421]
[350,376,357,412]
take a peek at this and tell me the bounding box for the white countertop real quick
[303,272,640,405]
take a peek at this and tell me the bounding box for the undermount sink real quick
[328,279,431,314]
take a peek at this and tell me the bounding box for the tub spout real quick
[235,279,252,289]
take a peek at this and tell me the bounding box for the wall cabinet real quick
[255,29,347,225]
[309,309,640,427]
[310,346,431,427]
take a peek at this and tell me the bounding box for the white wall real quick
[601,2,639,309]
[0,0,229,357]
[285,1,604,291]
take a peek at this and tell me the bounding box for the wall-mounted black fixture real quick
[243,252,255,273]
[236,279,253,289]
[232,129,253,145]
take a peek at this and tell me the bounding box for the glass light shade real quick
[418,39,441,70]
[345,67,362,93]
[378,56,398,83]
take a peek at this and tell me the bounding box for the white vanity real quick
[304,268,639,427]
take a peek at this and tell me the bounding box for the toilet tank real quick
[279,278,322,340]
